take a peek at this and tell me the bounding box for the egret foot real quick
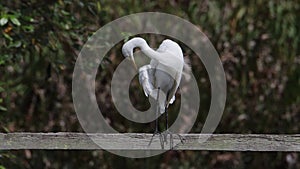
[148,130,164,149]
[162,130,185,149]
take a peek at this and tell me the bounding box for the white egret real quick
[122,37,184,149]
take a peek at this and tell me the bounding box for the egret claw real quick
[148,131,164,149]
[163,130,185,149]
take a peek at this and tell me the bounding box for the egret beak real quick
[130,55,138,70]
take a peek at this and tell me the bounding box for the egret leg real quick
[163,108,169,143]
[164,108,185,149]
[148,88,164,149]
[163,108,173,148]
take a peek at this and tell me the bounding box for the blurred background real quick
[0,0,299,168]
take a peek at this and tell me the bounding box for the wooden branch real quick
[0,133,299,151]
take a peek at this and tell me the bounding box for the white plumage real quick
[122,37,184,114]
[122,37,186,148]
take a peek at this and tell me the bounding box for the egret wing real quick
[138,65,154,97]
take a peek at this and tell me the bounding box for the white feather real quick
[123,38,184,114]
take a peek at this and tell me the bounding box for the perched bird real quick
[122,37,184,148]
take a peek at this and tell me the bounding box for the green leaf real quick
[61,10,70,16]
[10,18,21,26]
[97,2,101,12]
[0,18,8,26]
[22,25,34,32]
[236,7,246,20]
[121,32,133,42]
[0,106,7,112]
[2,126,10,133]
[0,165,6,169]
[9,41,22,48]
[3,33,13,41]
[23,16,34,22]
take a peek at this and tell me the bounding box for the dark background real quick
[0,0,299,168]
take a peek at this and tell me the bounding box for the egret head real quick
[122,41,138,70]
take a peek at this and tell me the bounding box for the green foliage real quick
[0,0,299,169]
